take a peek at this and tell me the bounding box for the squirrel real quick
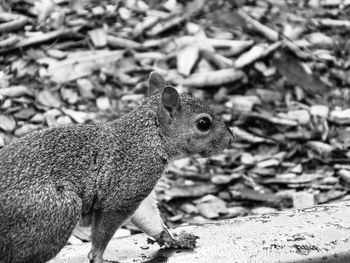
[0,72,234,263]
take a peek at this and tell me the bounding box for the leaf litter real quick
[1,0,350,244]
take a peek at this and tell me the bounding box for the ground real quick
[0,0,350,242]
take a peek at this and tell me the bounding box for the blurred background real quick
[1,0,350,244]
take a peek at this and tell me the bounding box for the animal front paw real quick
[157,229,199,249]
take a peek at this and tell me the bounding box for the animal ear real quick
[148,71,166,97]
[161,86,181,118]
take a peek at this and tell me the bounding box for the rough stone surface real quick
[51,201,350,263]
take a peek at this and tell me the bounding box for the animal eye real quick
[196,116,212,132]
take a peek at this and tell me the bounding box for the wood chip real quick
[179,68,245,87]
[177,43,199,76]
[61,87,78,104]
[0,86,32,98]
[194,194,228,219]
[107,35,142,49]
[0,114,16,132]
[36,89,62,108]
[38,50,124,83]
[235,42,281,68]
[13,107,36,120]
[211,173,241,185]
[162,183,220,201]
[14,124,40,137]
[262,173,324,185]
[0,13,28,33]
[77,78,95,99]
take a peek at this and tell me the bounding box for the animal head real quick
[148,72,234,160]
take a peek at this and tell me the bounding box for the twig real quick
[179,68,245,87]
[107,35,142,49]
[236,9,319,61]
[200,49,234,69]
[234,42,281,68]
[312,18,350,28]
[0,13,28,33]
[237,9,279,41]
[0,35,19,48]
[0,28,75,55]
[146,14,188,37]
[146,0,205,37]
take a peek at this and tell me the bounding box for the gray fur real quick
[0,85,233,263]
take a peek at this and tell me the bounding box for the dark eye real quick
[196,116,212,132]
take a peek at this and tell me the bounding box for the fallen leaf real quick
[225,95,261,113]
[162,183,220,201]
[211,173,241,185]
[0,85,32,97]
[176,43,199,76]
[36,89,62,108]
[61,108,96,123]
[96,97,111,111]
[38,50,124,83]
[338,169,350,184]
[274,56,328,94]
[77,78,95,99]
[0,114,16,131]
[13,107,36,120]
[179,203,199,214]
[61,87,78,104]
[179,68,245,87]
[194,194,228,219]
[14,124,41,137]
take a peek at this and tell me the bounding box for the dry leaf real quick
[307,141,335,157]
[211,173,241,185]
[44,108,62,126]
[176,43,199,76]
[274,56,328,94]
[225,95,261,113]
[77,78,95,99]
[38,50,124,83]
[14,124,40,137]
[263,173,324,185]
[200,49,234,69]
[162,183,220,201]
[61,108,96,124]
[96,97,111,111]
[13,107,36,120]
[46,49,67,60]
[235,43,280,68]
[180,68,245,87]
[0,114,16,131]
[89,28,107,48]
[194,194,228,219]
[61,87,78,104]
[107,35,142,49]
[0,86,32,98]
[36,89,62,108]
[338,169,350,184]
[278,109,310,125]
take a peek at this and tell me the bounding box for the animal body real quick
[0,72,234,263]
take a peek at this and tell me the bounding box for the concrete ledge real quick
[50,201,350,263]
